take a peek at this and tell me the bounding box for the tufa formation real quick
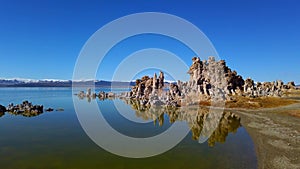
[178,56,296,101]
[123,56,296,107]
[77,56,297,108]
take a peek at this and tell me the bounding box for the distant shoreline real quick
[0,80,135,88]
[0,79,176,88]
[0,85,133,88]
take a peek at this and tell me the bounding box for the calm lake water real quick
[0,87,257,169]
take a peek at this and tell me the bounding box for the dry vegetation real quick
[199,90,300,109]
[225,96,298,109]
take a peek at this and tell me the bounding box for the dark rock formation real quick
[0,105,6,117]
[45,108,54,112]
[7,101,44,117]
[0,101,60,117]
[0,104,6,113]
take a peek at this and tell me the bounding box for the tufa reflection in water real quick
[76,94,241,147]
[9,109,43,117]
[124,99,241,147]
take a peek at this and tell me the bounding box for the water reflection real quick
[0,88,257,169]
[0,111,4,117]
[8,109,44,117]
[123,99,241,147]
[77,94,115,103]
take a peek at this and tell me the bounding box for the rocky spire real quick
[158,71,164,89]
[152,73,159,90]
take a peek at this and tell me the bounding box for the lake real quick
[0,87,257,169]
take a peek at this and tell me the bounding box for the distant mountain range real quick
[0,79,136,87]
[1,78,295,88]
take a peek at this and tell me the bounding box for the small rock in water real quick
[45,108,54,112]
[56,108,64,112]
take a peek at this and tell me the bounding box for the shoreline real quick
[235,108,300,169]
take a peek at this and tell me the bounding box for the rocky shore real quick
[235,104,300,169]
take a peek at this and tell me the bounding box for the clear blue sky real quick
[0,0,299,84]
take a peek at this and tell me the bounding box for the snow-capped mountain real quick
[0,78,135,87]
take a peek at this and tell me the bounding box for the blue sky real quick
[0,0,299,83]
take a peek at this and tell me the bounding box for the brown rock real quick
[158,71,164,89]
[287,81,295,89]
